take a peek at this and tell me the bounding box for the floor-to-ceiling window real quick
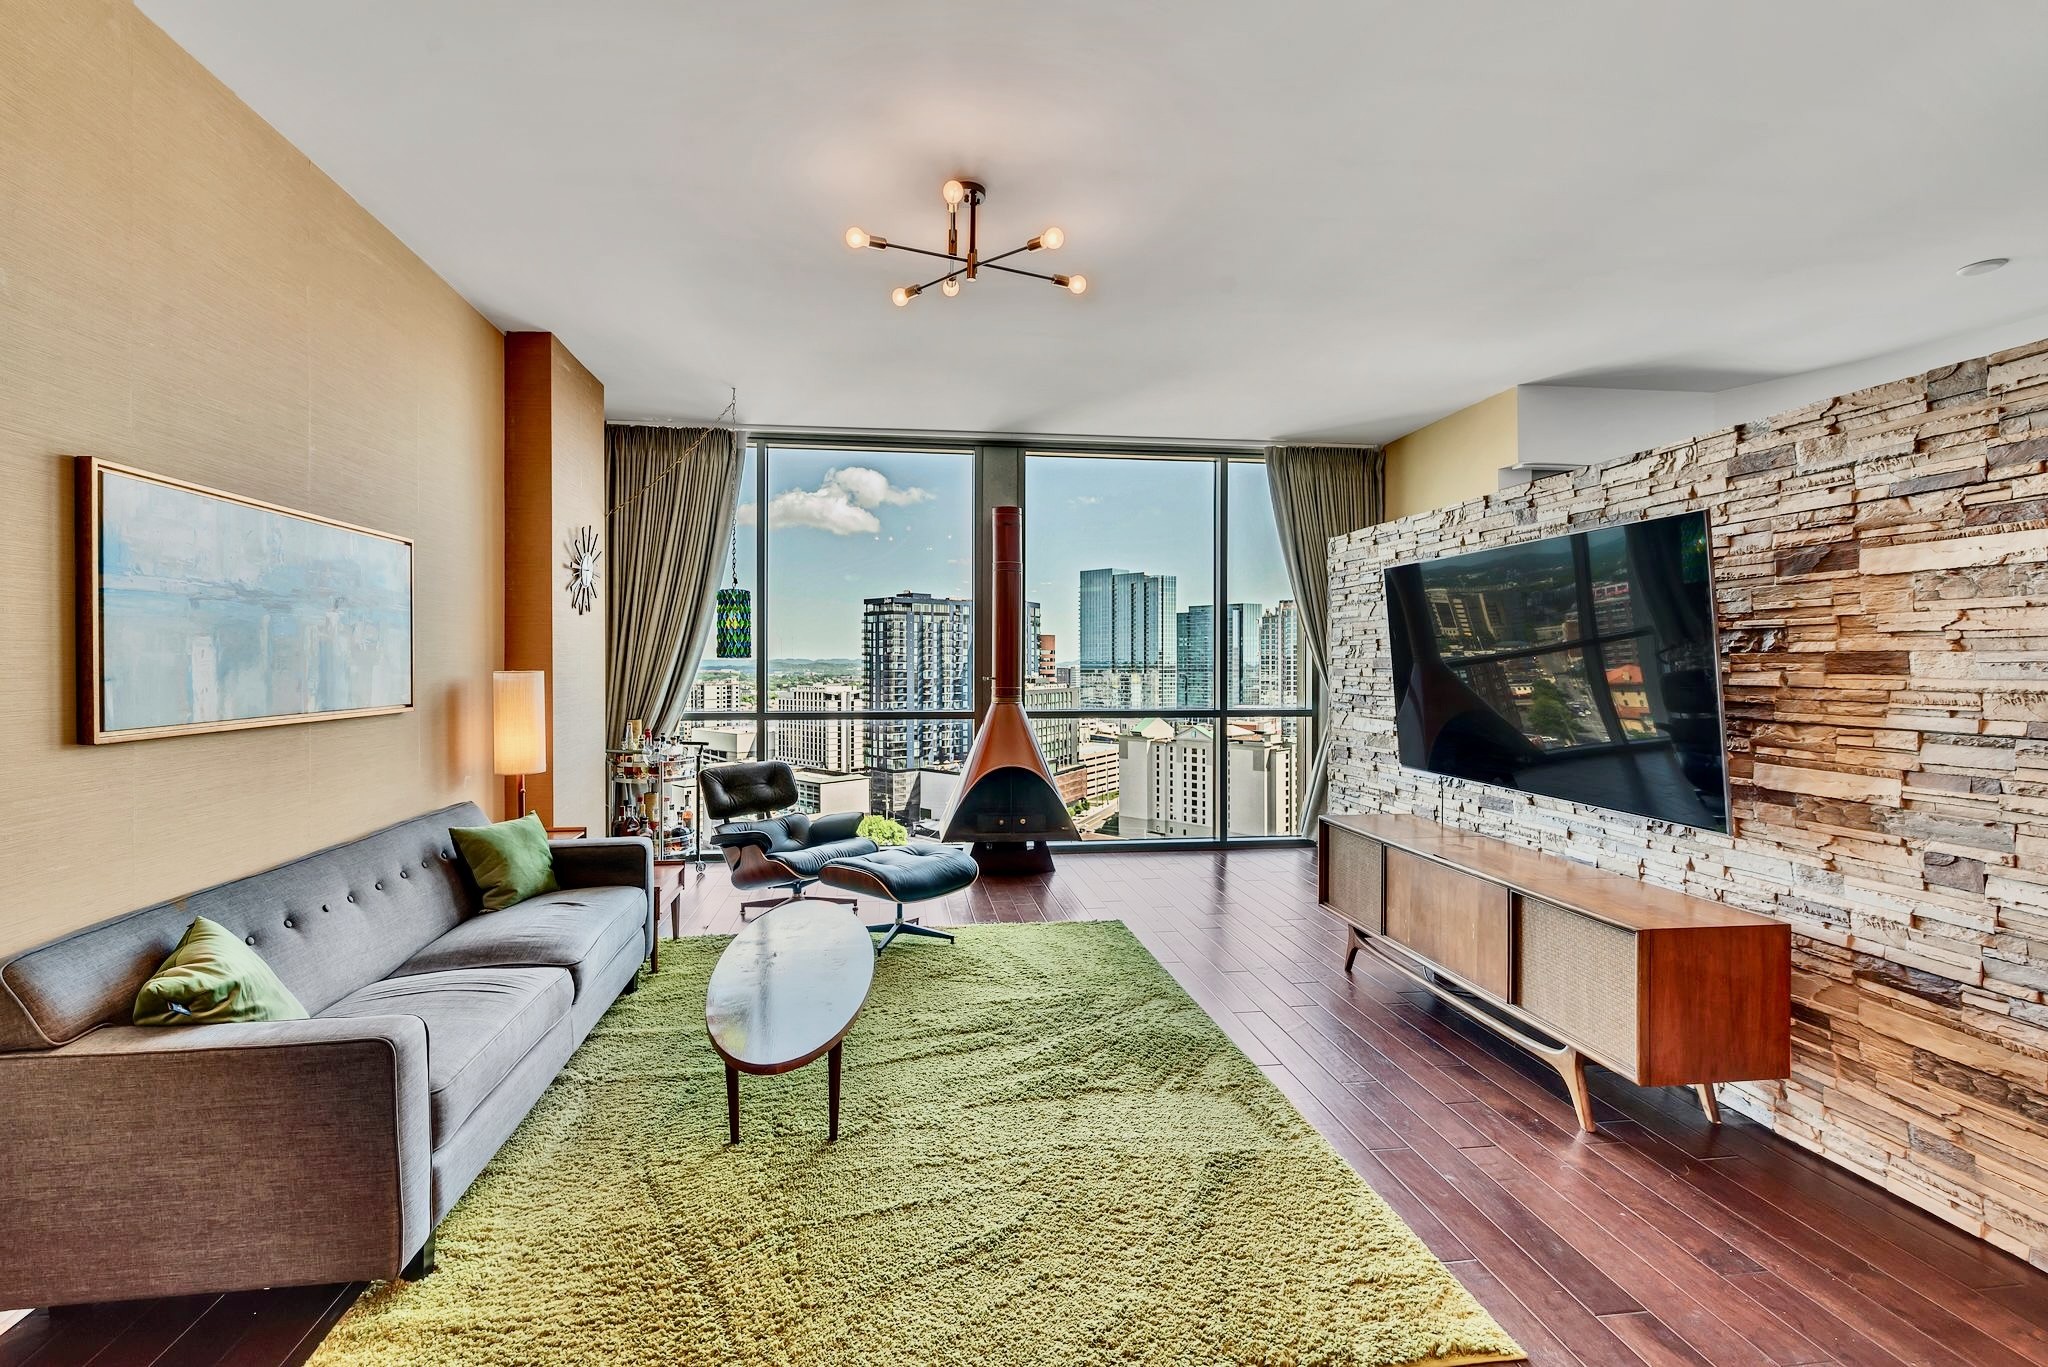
[1024,450,1311,843]
[674,442,975,832]
[670,439,1310,848]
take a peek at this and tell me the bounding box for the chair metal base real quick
[739,885,860,921]
[866,903,956,954]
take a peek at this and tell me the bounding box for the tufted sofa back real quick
[0,803,488,1051]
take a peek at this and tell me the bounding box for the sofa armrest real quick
[0,1014,432,1307]
[550,835,654,956]
[807,810,867,844]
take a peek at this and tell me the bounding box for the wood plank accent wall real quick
[1329,338,2048,1267]
[0,0,506,957]
[503,333,606,831]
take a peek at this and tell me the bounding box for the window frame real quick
[673,434,1313,851]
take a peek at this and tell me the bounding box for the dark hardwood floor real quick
[8,847,2046,1366]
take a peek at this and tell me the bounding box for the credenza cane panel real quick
[1325,826,1384,935]
[1517,896,1639,1076]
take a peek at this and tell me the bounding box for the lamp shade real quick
[492,671,548,776]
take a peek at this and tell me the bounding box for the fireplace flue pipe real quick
[939,505,1080,871]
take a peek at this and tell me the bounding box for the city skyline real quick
[705,448,1295,670]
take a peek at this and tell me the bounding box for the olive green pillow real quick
[452,812,560,911]
[133,916,309,1026]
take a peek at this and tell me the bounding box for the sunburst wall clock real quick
[564,525,600,615]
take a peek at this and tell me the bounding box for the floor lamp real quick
[493,670,548,819]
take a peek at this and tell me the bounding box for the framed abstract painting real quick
[76,458,414,744]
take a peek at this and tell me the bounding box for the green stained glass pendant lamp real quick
[716,525,750,658]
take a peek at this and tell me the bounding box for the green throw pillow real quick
[133,916,308,1027]
[452,812,560,911]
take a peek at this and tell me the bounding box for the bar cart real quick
[606,738,710,862]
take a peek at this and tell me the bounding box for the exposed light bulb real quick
[892,286,913,307]
[942,179,966,206]
[845,226,870,250]
[1065,274,1088,296]
[1039,226,1065,251]
[941,276,961,297]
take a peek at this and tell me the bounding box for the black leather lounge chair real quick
[699,760,879,919]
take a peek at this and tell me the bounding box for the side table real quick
[651,860,688,973]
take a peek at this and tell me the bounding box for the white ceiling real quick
[140,0,2048,443]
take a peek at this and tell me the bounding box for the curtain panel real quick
[1263,443,1386,835]
[605,424,745,742]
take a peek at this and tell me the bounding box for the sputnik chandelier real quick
[845,179,1086,306]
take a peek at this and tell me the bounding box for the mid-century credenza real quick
[1319,811,1791,1132]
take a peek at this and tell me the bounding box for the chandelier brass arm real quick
[846,178,1087,305]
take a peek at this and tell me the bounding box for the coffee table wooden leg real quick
[726,1063,740,1144]
[827,1042,842,1142]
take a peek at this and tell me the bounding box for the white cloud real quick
[733,466,933,536]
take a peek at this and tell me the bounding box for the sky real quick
[710,447,1294,666]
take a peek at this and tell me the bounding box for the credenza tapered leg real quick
[1562,1050,1597,1134]
[1695,1083,1721,1125]
[1344,927,1363,973]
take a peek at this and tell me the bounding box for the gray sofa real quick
[0,802,652,1308]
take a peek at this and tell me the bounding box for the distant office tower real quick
[862,591,973,818]
[1223,602,1259,707]
[1258,600,1300,705]
[1176,606,1212,708]
[1078,568,1176,708]
[1037,634,1057,684]
[1024,599,1057,684]
[689,675,749,712]
[1176,603,1258,708]
[777,684,864,773]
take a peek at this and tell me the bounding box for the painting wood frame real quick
[75,457,415,744]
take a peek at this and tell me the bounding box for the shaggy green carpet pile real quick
[311,920,1521,1366]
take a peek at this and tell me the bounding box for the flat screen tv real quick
[1383,510,1728,832]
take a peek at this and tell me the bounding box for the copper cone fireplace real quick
[941,506,1079,873]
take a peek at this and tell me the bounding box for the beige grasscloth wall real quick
[0,0,506,956]
[1330,340,2048,1265]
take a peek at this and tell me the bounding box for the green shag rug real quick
[311,921,1522,1367]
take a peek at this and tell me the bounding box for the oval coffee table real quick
[704,901,874,1143]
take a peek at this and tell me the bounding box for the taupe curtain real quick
[606,424,745,741]
[1264,444,1386,835]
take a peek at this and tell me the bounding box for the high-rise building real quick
[1117,718,1299,838]
[1175,606,1212,708]
[1223,602,1259,707]
[1024,597,1056,683]
[1078,568,1176,708]
[790,768,869,816]
[688,675,749,712]
[862,591,973,818]
[1226,723,1297,836]
[1025,682,1080,774]
[1176,602,1259,708]
[1117,721,1212,838]
[776,684,863,773]
[1258,600,1300,706]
